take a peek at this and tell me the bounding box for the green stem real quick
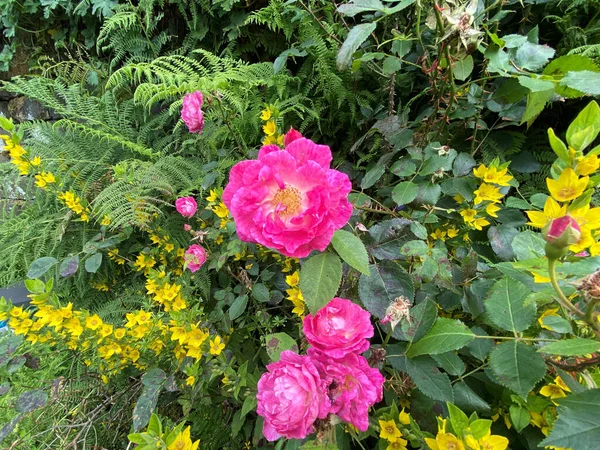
[548,258,585,319]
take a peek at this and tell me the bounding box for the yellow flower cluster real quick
[285,271,305,316]
[379,411,410,450]
[1,134,40,175]
[539,376,571,402]
[457,163,513,231]
[430,226,460,241]
[526,164,600,255]
[167,426,200,450]
[146,273,187,312]
[205,189,231,230]
[260,105,284,146]
[57,190,90,222]
[424,417,509,450]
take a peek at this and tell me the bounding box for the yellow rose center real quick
[272,185,302,217]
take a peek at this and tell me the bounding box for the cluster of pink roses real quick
[174,195,207,272]
[257,298,384,441]
[223,129,352,258]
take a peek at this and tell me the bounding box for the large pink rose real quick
[256,350,330,441]
[181,91,205,134]
[175,196,197,218]
[303,298,373,358]
[184,244,207,272]
[309,349,384,432]
[222,137,352,258]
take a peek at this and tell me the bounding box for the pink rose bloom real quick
[184,244,207,272]
[303,298,373,358]
[175,196,197,218]
[284,127,303,146]
[181,91,205,134]
[309,349,384,432]
[257,350,330,441]
[222,137,352,258]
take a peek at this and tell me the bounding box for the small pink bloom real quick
[303,298,373,358]
[184,244,207,272]
[181,91,205,134]
[184,224,192,231]
[222,137,352,258]
[309,349,384,432]
[284,128,303,146]
[257,351,330,441]
[175,196,197,218]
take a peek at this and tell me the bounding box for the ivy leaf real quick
[300,252,342,314]
[337,23,377,70]
[358,261,414,319]
[407,318,475,357]
[489,341,546,398]
[484,278,536,333]
[538,338,600,356]
[541,389,600,450]
[331,230,370,275]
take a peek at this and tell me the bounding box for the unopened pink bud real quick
[546,216,580,242]
[284,128,302,146]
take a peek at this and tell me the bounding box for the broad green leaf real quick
[541,389,600,450]
[469,419,492,439]
[84,253,102,273]
[521,88,554,126]
[484,278,536,333]
[383,56,402,75]
[566,101,600,151]
[485,45,510,74]
[465,328,494,361]
[59,255,79,278]
[511,231,545,260]
[432,352,465,376]
[505,197,532,209]
[264,333,298,362]
[452,153,477,177]
[401,299,437,343]
[252,283,270,303]
[514,41,555,71]
[358,261,414,319]
[337,0,384,17]
[541,315,573,334]
[300,253,342,314]
[407,318,475,357]
[414,182,441,205]
[392,181,419,205]
[15,390,48,413]
[561,71,600,96]
[518,76,555,92]
[448,403,469,436]
[489,341,546,398]
[229,295,248,320]
[27,257,57,279]
[454,55,474,81]
[400,240,428,257]
[336,23,377,70]
[331,230,370,275]
[548,128,570,163]
[488,225,519,261]
[361,165,386,189]
[538,338,600,356]
[543,55,600,98]
[366,218,413,260]
[453,382,490,414]
[391,159,417,177]
[510,404,531,432]
[405,356,454,403]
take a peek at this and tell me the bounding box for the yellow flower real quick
[446,227,459,239]
[569,205,600,231]
[399,408,410,425]
[99,323,113,338]
[285,271,300,287]
[473,183,503,205]
[547,168,589,202]
[430,229,447,241]
[473,164,513,186]
[486,203,501,218]
[426,433,466,450]
[386,437,408,450]
[186,376,196,386]
[540,383,567,399]
[167,426,200,450]
[538,308,560,329]
[114,328,126,339]
[554,376,571,392]
[30,156,41,166]
[532,272,551,283]
[206,189,219,202]
[569,226,594,253]
[100,215,111,226]
[454,193,465,204]
[164,243,175,253]
[286,287,305,316]
[212,202,229,218]
[35,172,56,188]
[85,314,103,330]
[209,336,225,355]
[260,107,272,121]
[471,217,490,230]
[460,209,477,223]
[215,235,224,245]
[262,135,278,145]
[379,419,401,441]
[576,154,599,176]
[526,197,568,228]
[263,120,277,136]
[590,241,600,257]
[478,432,509,450]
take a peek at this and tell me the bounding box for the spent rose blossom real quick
[181,91,205,134]
[284,127,303,146]
[184,244,207,272]
[256,351,330,441]
[222,137,352,258]
[309,349,384,432]
[175,196,197,218]
[303,298,373,358]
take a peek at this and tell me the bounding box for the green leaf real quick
[405,356,454,403]
[469,419,492,439]
[484,278,536,333]
[548,128,571,163]
[15,390,48,413]
[453,153,477,177]
[391,159,417,177]
[505,197,532,209]
[402,299,437,343]
[366,218,413,260]
[488,225,519,261]
[27,257,57,279]
[400,240,429,257]
[265,333,298,362]
[540,315,573,334]
[566,101,600,151]
[454,55,474,81]
[510,404,531,432]
[229,295,248,320]
[383,56,402,75]
[518,76,555,92]
[84,253,103,273]
[489,341,546,398]
[391,181,419,205]
[521,89,554,126]
[337,0,384,17]
[59,255,79,278]
[514,41,555,71]
[541,389,600,450]
[361,165,386,189]
[358,261,414,319]
[331,230,370,275]
[252,283,270,303]
[561,71,600,96]
[543,55,600,98]
[432,352,465,376]
[539,338,600,356]
[241,396,258,419]
[465,327,494,362]
[407,318,475,357]
[511,231,545,260]
[448,403,469,436]
[300,253,342,314]
[133,369,166,431]
[336,23,377,70]
[453,382,490,414]
[414,182,441,205]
